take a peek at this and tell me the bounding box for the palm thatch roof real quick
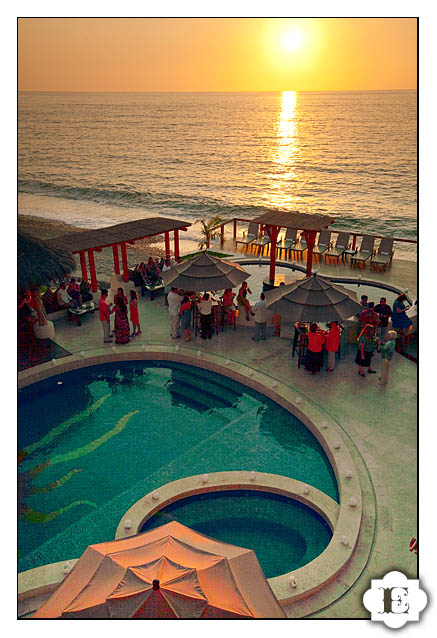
[18,232,76,292]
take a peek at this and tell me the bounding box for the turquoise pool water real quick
[18,361,338,573]
[141,490,332,578]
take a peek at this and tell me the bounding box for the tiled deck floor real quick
[18,245,417,618]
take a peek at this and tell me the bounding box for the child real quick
[129,289,141,336]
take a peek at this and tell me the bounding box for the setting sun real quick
[281,30,304,51]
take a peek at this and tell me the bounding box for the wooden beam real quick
[120,242,129,282]
[164,231,171,259]
[174,229,180,260]
[79,251,88,281]
[265,225,280,282]
[87,249,98,292]
[303,230,317,277]
[112,244,120,275]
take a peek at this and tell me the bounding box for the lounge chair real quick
[351,235,376,266]
[312,230,332,259]
[325,232,350,263]
[235,222,258,250]
[277,228,298,258]
[290,232,307,258]
[252,230,271,255]
[371,237,394,269]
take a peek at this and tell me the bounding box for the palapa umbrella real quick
[18,232,76,293]
[34,521,285,619]
[161,251,250,292]
[264,273,363,322]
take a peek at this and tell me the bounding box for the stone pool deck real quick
[18,255,417,619]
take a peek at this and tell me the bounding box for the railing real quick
[214,218,417,249]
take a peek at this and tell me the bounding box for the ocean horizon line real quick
[18,88,417,94]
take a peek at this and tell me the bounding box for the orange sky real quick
[18,17,417,92]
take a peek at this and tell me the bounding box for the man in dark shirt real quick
[374,297,392,341]
[356,294,368,318]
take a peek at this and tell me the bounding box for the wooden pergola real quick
[47,218,191,292]
[251,211,335,281]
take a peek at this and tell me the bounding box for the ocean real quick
[18,91,417,259]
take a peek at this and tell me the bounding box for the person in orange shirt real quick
[325,321,341,371]
[305,323,326,375]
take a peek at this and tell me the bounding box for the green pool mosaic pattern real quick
[18,361,338,573]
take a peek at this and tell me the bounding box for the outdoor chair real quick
[312,230,332,259]
[235,222,258,250]
[251,230,271,255]
[370,237,394,270]
[290,232,307,258]
[351,235,376,266]
[325,232,350,263]
[277,228,298,258]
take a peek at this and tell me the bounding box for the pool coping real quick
[18,346,366,616]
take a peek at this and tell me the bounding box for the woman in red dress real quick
[129,289,141,336]
[114,299,131,344]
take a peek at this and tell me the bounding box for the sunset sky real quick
[19,17,417,92]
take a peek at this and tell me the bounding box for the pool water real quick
[18,361,338,573]
[141,490,332,578]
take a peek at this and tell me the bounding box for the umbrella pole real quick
[304,230,317,277]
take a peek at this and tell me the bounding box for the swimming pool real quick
[141,490,332,579]
[18,361,338,573]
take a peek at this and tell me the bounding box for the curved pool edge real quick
[115,471,359,607]
[18,346,369,617]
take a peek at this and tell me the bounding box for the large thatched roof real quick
[18,232,76,292]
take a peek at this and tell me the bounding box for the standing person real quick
[356,295,368,318]
[355,324,378,377]
[325,321,341,372]
[114,287,127,306]
[167,287,182,339]
[374,297,392,342]
[379,330,397,386]
[222,288,236,325]
[114,299,131,344]
[359,302,379,328]
[199,292,213,339]
[162,258,172,306]
[237,281,254,321]
[180,295,192,342]
[252,293,269,341]
[129,289,141,336]
[305,323,326,375]
[29,288,48,325]
[392,294,412,348]
[98,289,113,343]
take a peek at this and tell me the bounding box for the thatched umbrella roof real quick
[264,273,363,322]
[161,251,250,292]
[18,232,76,292]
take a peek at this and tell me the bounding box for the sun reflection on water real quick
[267,91,300,210]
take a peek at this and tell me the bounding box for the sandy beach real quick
[18,214,168,284]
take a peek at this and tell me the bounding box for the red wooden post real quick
[120,242,129,282]
[174,229,180,260]
[351,234,357,250]
[164,231,171,260]
[220,224,225,245]
[304,230,317,277]
[79,251,88,281]
[112,244,120,274]
[266,225,280,282]
[233,218,237,239]
[87,249,98,292]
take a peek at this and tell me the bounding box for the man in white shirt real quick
[57,282,74,309]
[167,287,182,338]
[252,292,269,342]
[162,259,172,306]
[199,292,213,339]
